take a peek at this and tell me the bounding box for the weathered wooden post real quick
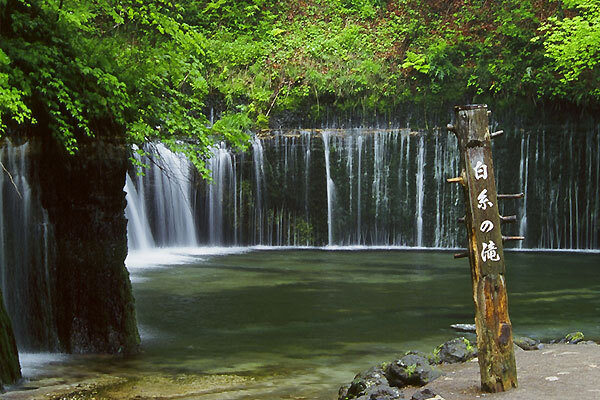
[447,104,519,392]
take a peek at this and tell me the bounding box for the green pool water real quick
[124,249,599,398]
[14,249,600,399]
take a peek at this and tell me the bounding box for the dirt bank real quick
[414,343,600,400]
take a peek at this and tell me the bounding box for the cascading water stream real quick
[124,174,155,250]
[415,135,425,247]
[123,126,599,250]
[322,131,335,245]
[0,142,57,351]
[125,143,198,250]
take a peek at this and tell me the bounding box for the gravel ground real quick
[412,343,600,400]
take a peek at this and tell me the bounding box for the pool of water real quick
[14,249,600,399]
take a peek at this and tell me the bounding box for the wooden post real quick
[447,104,518,392]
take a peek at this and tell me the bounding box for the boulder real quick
[0,289,21,389]
[386,354,443,388]
[411,388,444,400]
[358,384,405,400]
[32,135,140,354]
[561,332,585,344]
[341,364,389,399]
[514,336,542,351]
[434,337,477,364]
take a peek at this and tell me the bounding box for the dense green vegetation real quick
[1,0,599,163]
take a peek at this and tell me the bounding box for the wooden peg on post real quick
[449,104,518,392]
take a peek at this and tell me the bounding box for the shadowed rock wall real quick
[31,135,139,354]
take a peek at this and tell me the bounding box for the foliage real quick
[1,0,597,160]
[538,0,600,103]
[0,0,249,176]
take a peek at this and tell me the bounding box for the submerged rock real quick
[386,354,443,388]
[514,336,543,351]
[434,337,477,364]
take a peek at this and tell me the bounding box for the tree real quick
[0,0,250,177]
[538,0,600,103]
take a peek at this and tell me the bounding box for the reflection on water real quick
[13,249,600,399]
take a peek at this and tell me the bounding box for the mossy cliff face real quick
[0,289,20,388]
[31,134,139,354]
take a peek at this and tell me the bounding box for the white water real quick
[124,174,155,249]
[0,142,57,351]
[123,127,600,250]
[415,135,425,247]
[322,131,335,245]
[125,144,198,249]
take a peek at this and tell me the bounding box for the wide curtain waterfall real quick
[125,125,599,250]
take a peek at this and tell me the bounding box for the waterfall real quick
[252,137,266,244]
[123,125,599,250]
[0,141,58,351]
[124,174,155,249]
[206,143,235,245]
[322,131,335,245]
[518,135,529,249]
[415,135,425,247]
[357,135,363,243]
[125,144,198,249]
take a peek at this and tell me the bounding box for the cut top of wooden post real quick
[454,104,490,146]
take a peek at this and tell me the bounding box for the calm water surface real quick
[129,249,599,398]
[16,249,600,399]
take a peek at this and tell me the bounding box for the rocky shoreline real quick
[337,331,595,400]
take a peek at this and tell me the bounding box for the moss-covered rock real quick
[434,337,477,364]
[562,332,585,344]
[0,289,21,388]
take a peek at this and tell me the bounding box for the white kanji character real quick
[474,161,488,180]
[480,220,494,233]
[477,189,494,210]
[481,240,500,262]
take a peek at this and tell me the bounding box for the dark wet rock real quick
[341,365,389,399]
[411,388,443,400]
[0,289,21,388]
[32,136,140,354]
[404,350,438,366]
[514,336,542,351]
[339,384,351,400]
[561,332,585,344]
[385,354,443,388]
[360,384,405,400]
[434,337,477,364]
[450,323,476,333]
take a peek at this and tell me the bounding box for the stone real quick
[386,354,443,388]
[31,135,140,354]
[342,365,389,399]
[561,332,585,344]
[411,388,443,400]
[450,323,476,333]
[339,384,351,400]
[0,289,21,388]
[404,350,439,366]
[362,384,405,400]
[514,336,542,351]
[434,337,477,364]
